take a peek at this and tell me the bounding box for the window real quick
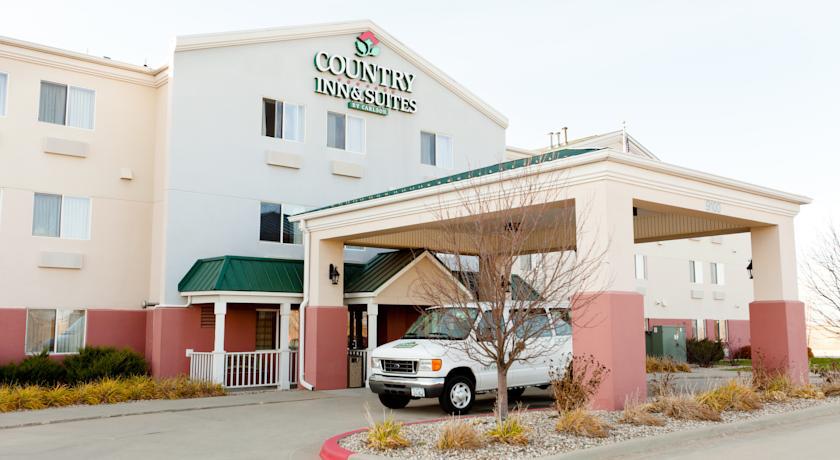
[260,202,304,244]
[634,254,647,280]
[255,311,278,350]
[550,309,572,336]
[327,112,365,153]
[0,72,7,116]
[261,98,305,141]
[519,254,532,271]
[689,260,703,283]
[710,262,725,285]
[514,311,553,338]
[32,193,90,239]
[25,309,85,354]
[38,81,95,129]
[420,131,454,168]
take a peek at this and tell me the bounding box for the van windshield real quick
[403,308,479,340]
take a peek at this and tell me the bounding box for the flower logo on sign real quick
[355,31,381,57]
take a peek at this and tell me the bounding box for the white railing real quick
[188,350,214,383]
[188,349,299,389]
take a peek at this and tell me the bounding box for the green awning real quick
[344,249,422,293]
[178,256,306,293]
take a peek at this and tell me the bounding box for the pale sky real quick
[2,0,838,253]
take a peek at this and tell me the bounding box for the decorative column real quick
[211,301,227,385]
[571,183,646,410]
[279,303,291,390]
[366,303,379,388]
[749,221,808,384]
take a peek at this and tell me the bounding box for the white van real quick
[368,302,572,414]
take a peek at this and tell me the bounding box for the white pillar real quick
[366,303,378,388]
[211,301,227,385]
[279,303,291,390]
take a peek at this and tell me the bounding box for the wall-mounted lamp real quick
[746,260,753,280]
[329,263,341,285]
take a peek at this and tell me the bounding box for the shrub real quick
[686,339,725,367]
[5,386,48,411]
[646,356,691,373]
[63,347,148,384]
[730,345,751,360]
[486,408,529,445]
[649,394,722,421]
[42,385,77,407]
[808,347,814,359]
[435,417,483,450]
[364,409,410,450]
[551,355,609,413]
[696,380,762,412]
[619,397,665,427]
[822,383,840,397]
[0,353,67,386]
[556,408,611,438]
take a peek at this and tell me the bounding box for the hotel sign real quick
[313,31,418,116]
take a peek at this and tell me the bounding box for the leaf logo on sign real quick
[355,31,381,57]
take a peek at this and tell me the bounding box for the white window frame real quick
[38,81,96,130]
[689,259,703,284]
[261,97,306,142]
[420,131,455,169]
[710,262,725,286]
[24,308,87,355]
[258,202,306,245]
[327,112,366,154]
[32,193,92,240]
[0,71,8,117]
[634,254,647,280]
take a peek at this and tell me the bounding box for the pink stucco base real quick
[572,291,646,410]
[86,310,148,355]
[726,320,751,353]
[749,300,808,384]
[305,306,348,390]
[0,308,27,365]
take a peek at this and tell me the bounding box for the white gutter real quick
[145,296,192,309]
[297,218,315,391]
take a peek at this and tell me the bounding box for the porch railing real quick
[187,349,299,389]
[188,351,214,383]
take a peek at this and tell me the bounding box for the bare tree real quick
[414,159,607,419]
[804,223,840,338]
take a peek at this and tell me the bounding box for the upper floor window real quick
[32,193,91,240]
[25,309,86,354]
[260,202,304,244]
[710,262,725,285]
[634,254,647,280]
[327,112,365,153]
[38,81,95,129]
[420,131,453,168]
[262,98,305,141]
[0,72,7,116]
[689,259,703,284]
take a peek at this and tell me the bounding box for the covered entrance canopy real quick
[290,148,811,408]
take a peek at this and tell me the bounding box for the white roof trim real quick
[175,20,508,129]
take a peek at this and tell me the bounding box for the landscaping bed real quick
[339,397,840,459]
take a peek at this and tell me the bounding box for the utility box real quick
[646,326,687,362]
[348,354,364,388]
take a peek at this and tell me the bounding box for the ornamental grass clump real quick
[556,408,611,438]
[618,396,665,427]
[486,409,529,445]
[435,417,483,451]
[551,355,609,413]
[2,386,47,411]
[646,356,691,374]
[42,385,77,407]
[696,379,762,412]
[364,408,410,451]
[649,394,722,422]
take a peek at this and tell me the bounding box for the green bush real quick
[63,347,148,384]
[687,339,725,367]
[0,352,67,386]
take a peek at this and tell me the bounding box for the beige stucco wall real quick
[0,44,162,309]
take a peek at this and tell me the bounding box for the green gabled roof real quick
[178,256,306,293]
[511,274,542,301]
[344,249,422,293]
[297,148,600,216]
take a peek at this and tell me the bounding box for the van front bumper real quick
[368,374,446,398]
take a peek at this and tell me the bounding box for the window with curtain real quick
[346,115,365,153]
[689,260,703,283]
[420,132,453,168]
[33,194,90,239]
[25,309,85,354]
[710,262,725,285]
[282,204,305,244]
[327,112,346,149]
[0,72,7,116]
[283,103,305,141]
[259,202,282,242]
[38,82,95,129]
[634,254,647,280]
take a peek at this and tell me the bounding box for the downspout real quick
[297,218,315,391]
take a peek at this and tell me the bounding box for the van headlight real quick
[419,359,442,372]
[371,357,381,369]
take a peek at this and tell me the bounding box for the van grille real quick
[382,360,416,374]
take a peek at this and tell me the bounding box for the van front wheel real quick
[378,394,410,409]
[439,375,475,415]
